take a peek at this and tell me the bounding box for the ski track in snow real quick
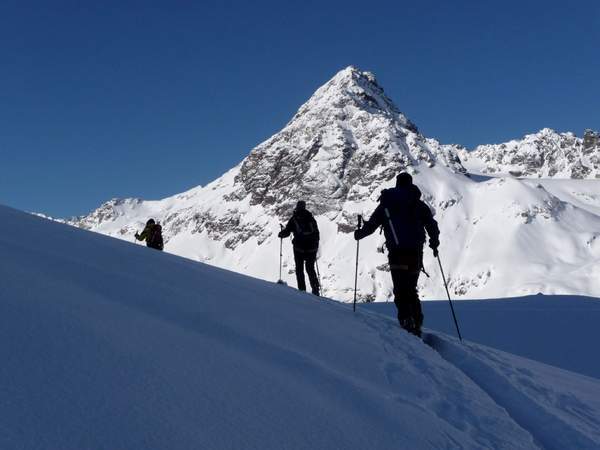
[425,334,600,450]
[353,310,541,449]
[355,306,600,450]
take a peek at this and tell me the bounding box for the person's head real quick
[396,172,413,187]
[146,219,156,226]
[295,200,306,212]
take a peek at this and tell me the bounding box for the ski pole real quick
[437,254,463,342]
[353,215,363,312]
[315,257,322,295]
[277,224,284,283]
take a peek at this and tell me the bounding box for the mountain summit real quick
[230,66,464,218]
[293,66,415,127]
[64,67,600,301]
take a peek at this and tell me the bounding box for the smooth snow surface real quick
[2,204,600,449]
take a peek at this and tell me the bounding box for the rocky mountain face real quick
[63,67,600,302]
[226,68,465,224]
[459,128,600,178]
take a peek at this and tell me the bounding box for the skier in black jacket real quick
[135,219,164,251]
[279,201,320,295]
[354,173,439,336]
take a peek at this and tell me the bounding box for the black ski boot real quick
[399,318,421,337]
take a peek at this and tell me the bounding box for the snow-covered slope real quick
[368,295,600,379]
[3,203,600,449]
[61,67,600,302]
[459,128,600,178]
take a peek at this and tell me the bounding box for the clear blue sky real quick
[1,0,599,217]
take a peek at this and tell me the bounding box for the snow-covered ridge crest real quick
[460,127,600,179]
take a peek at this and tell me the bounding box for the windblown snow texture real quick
[60,67,600,302]
[2,204,600,449]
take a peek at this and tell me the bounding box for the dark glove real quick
[134,233,140,240]
[429,237,439,257]
[278,231,284,239]
[354,229,365,241]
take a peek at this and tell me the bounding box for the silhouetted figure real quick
[354,173,439,336]
[135,219,164,251]
[279,201,320,295]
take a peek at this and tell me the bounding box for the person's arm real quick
[278,218,293,238]
[135,226,150,241]
[312,216,320,241]
[419,202,440,254]
[354,205,383,240]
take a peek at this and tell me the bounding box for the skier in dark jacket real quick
[135,219,164,251]
[354,173,439,336]
[279,201,320,295]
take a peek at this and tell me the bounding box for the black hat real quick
[396,173,413,187]
[146,219,156,226]
[295,200,306,211]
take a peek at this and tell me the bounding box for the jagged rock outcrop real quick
[583,129,599,151]
[460,128,600,178]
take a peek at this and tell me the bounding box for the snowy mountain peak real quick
[229,66,464,217]
[292,66,416,133]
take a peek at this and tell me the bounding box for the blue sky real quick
[1,0,599,217]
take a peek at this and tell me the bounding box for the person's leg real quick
[305,252,320,295]
[391,270,409,323]
[404,270,421,335]
[389,250,421,334]
[294,250,307,291]
[408,249,424,333]
[389,250,409,324]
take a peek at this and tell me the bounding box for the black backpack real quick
[148,225,164,251]
[378,186,426,250]
[294,215,316,236]
[292,211,319,251]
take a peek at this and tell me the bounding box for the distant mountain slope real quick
[60,67,600,302]
[4,203,600,449]
[459,128,600,178]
